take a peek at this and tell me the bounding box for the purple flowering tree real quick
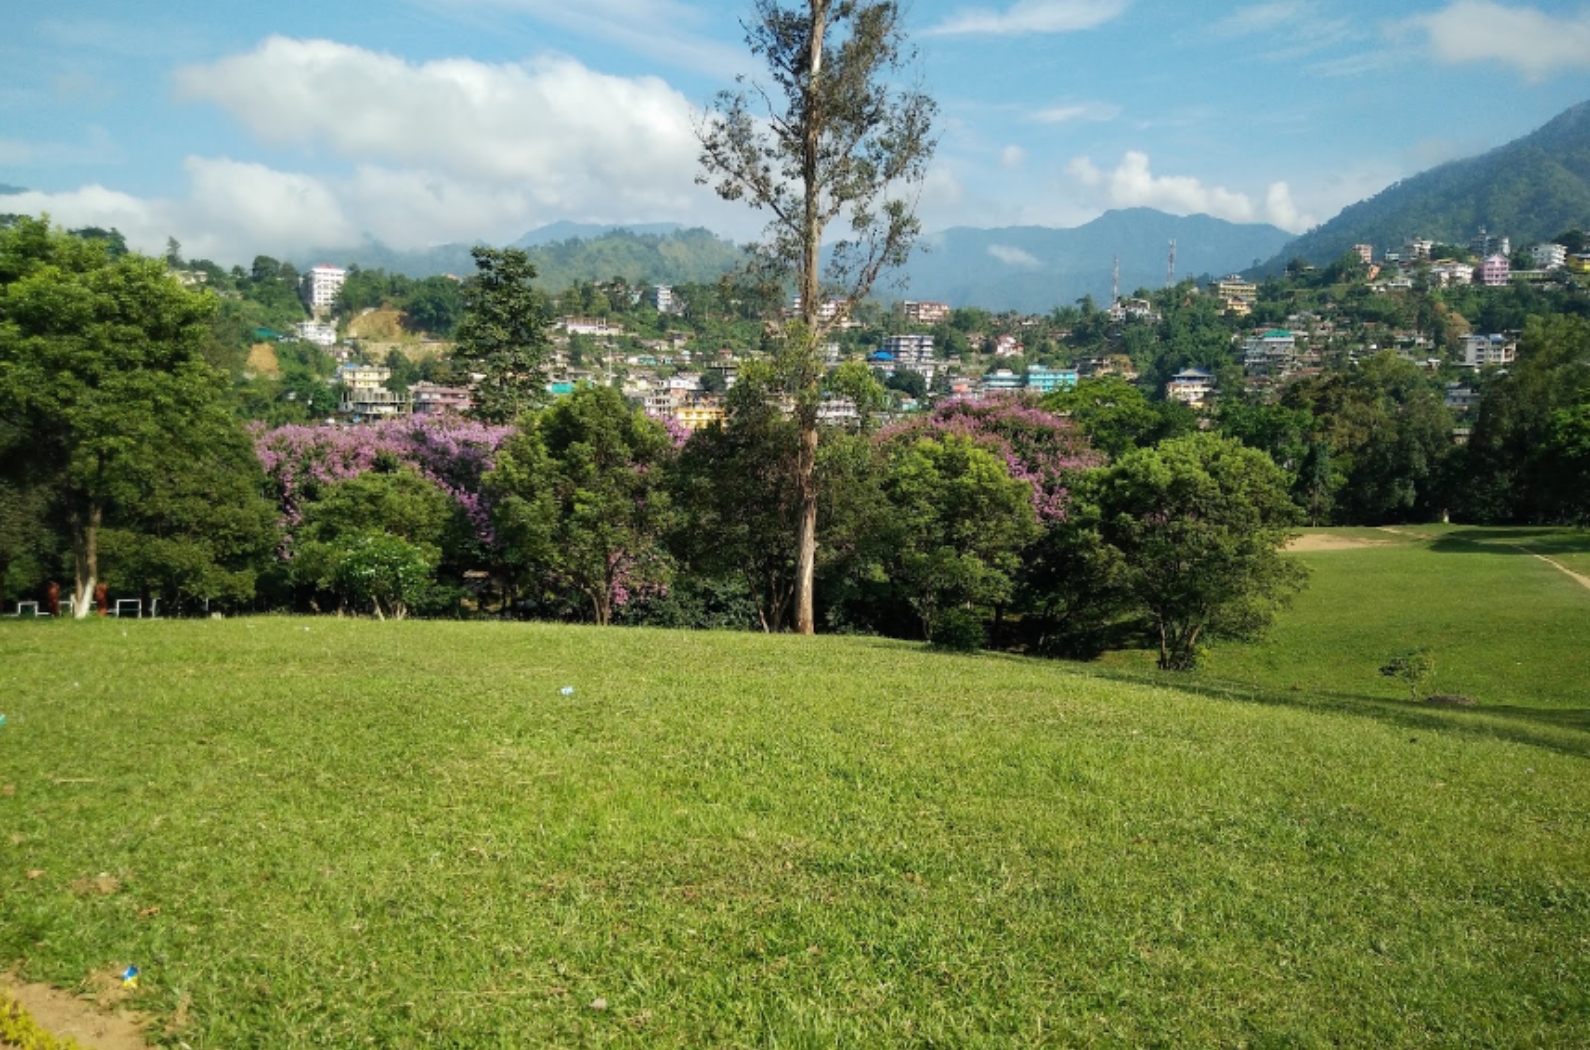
[255,416,513,550]
[875,394,1103,524]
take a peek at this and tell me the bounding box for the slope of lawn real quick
[2,613,1588,1048]
[1186,525,1590,715]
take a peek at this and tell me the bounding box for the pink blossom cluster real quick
[876,393,1103,522]
[254,417,514,549]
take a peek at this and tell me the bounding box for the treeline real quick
[5,220,1590,668]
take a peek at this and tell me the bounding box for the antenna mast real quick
[1166,239,1177,288]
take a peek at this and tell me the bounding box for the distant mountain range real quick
[297,225,743,288]
[299,209,1291,312]
[1262,98,1590,269]
[300,97,1590,308]
[510,221,683,248]
[892,209,1293,313]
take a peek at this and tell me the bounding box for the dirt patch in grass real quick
[1,974,153,1050]
[1287,534,1399,552]
[245,342,280,376]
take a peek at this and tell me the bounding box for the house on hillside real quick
[1477,254,1510,287]
[337,363,410,420]
[1461,334,1516,369]
[1242,329,1298,379]
[411,381,474,416]
[1166,367,1216,408]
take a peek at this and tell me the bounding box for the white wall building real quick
[1531,243,1568,270]
[303,265,347,311]
[293,321,338,347]
[881,333,935,371]
[1461,334,1517,369]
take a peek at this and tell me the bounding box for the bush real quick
[1380,647,1436,701]
[929,607,986,652]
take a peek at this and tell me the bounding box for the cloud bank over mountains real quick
[11,36,725,263]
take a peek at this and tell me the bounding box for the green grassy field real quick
[1,528,1588,1048]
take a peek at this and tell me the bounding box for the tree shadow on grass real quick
[1430,528,1590,556]
[1065,662,1590,762]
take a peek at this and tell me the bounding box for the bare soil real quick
[245,342,280,376]
[1286,534,1398,552]
[2,973,153,1050]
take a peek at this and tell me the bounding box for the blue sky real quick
[3,0,1588,264]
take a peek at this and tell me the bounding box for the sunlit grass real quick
[2,614,1588,1047]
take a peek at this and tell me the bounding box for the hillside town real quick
[235,227,1590,449]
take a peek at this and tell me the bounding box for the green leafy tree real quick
[1042,376,1190,458]
[327,532,439,620]
[454,247,553,424]
[0,217,243,617]
[1461,316,1590,523]
[1093,433,1307,670]
[876,433,1039,640]
[697,0,937,634]
[0,434,58,608]
[403,276,464,337]
[488,384,675,625]
[1281,352,1454,524]
[671,365,803,631]
[97,415,278,613]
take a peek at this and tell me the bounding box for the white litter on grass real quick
[560,686,575,696]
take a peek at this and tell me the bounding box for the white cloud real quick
[925,0,1130,37]
[987,244,1042,267]
[1212,1,1312,36]
[1066,151,1316,231]
[1400,1,1590,80]
[184,157,363,255]
[1,159,363,263]
[1000,145,1027,169]
[1029,100,1122,124]
[174,37,702,193]
[1263,182,1313,233]
[407,0,743,71]
[1,185,165,244]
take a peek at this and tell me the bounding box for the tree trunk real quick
[70,503,102,620]
[793,420,819,634]
[791,0,827,637]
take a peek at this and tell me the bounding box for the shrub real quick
[1380,647,1436,701]
[929,607,986,652]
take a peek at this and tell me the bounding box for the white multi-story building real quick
[303,265,347,311]
[1461,334,1517,369]
[1166,367,1216,408]
[293,321,338,347]
[652,285,681,315]
[1429,261,1474,287]
[336,363,410,418]
[1403,238,1435,261]
[881,333,935,371]
[902,300,951,326]
[1242,329,1298,378]
[1531,243,1568,270]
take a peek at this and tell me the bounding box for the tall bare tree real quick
[698,0,936,633]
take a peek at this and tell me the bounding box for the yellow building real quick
[674,402,727,431]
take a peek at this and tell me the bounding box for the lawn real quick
[2,590,1588,1046]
